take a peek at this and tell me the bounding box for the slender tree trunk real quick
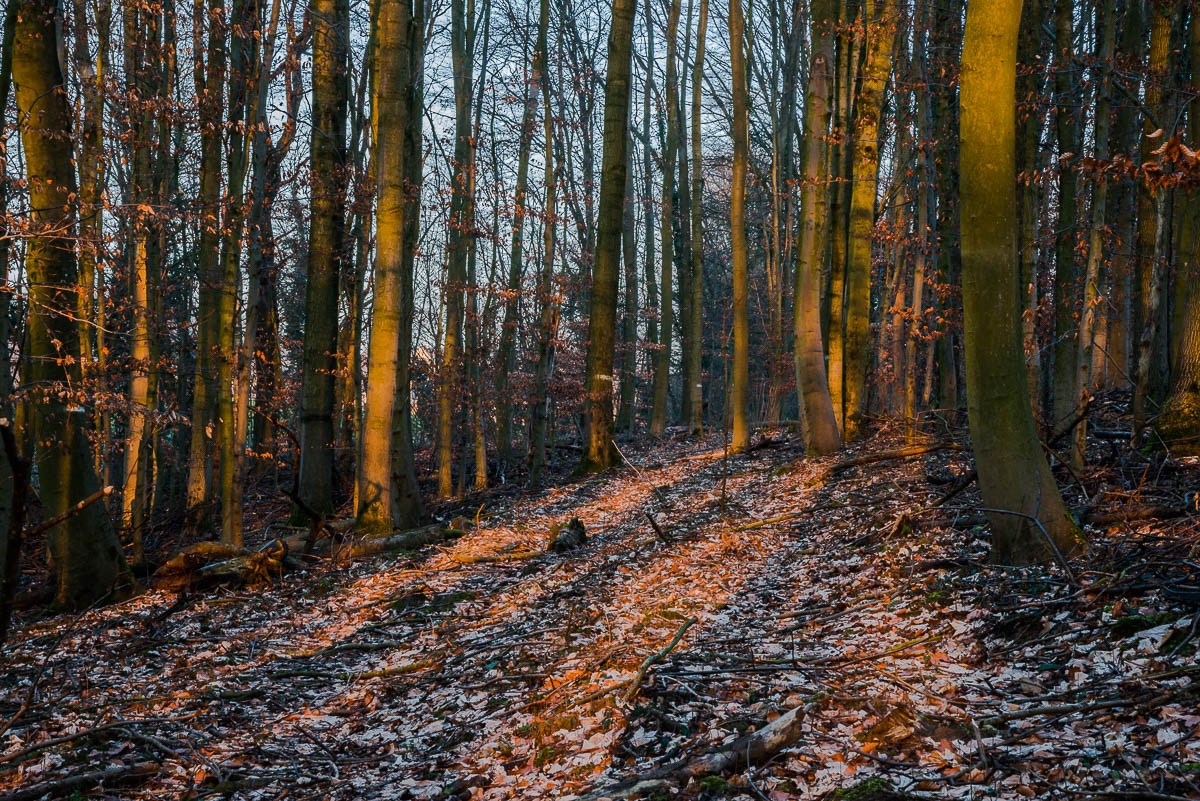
[728,0,751,450]
[1049,0,1079,434]
[581,0,637,472]
[495,5,540,462]
[185,0,226,533]
[1072,0,1115,468]
[215,0,255,545]
[618,124,640,432]
[960,0,1081,564]
[529,0,556,481]
[650,0,682,436]
[436,0,475,498]
[1132,1,1172,442]
[841,0,897,440]
[684,0,707,435]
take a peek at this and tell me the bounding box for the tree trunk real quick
[581,0,637,472]
[297,0,350,518]
[841,0,897,440]
[794,0,841,455]
[494,2,540,462]
[13,0,130,606]
[650,0,682,436]
[1072,0,1116,468]
[959,0,1082,565]
[1049,0,1079,433]
[185,0,226,534]
[729,0,750,451]
[529,0,556,482]
[684,0,707,435]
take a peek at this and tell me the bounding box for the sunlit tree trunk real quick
[14,0,130,606]
[361,0,424,532]
[119,0,165,561]
[728,0,750,450]
[215,0,255,545]
[960,0,1082,564]
[388,0,426,526]
[841,0,896,440]
[581,0,637,472]
[794,0,841,455]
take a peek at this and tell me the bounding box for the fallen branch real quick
[581,705,806,800]
[0,712,200,766]
[1,761,159,801]
[623,616,697,702]
[811,441,966,485]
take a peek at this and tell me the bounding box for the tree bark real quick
[581,0,637,472]
[959,0,1083,565]
[794,0,841,455]
[13,0,130,606]
[297,0,350,518]
[841,0,897,440]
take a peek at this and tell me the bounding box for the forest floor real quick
[2,408,1200,801]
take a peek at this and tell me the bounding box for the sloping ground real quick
[1,431,1199,801]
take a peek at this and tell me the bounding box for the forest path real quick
[2,432,1199,800]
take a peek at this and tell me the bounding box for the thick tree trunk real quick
[361,0,424,533]
[794,0,841,455]
[13,0,130,606]
[297,0,350,518]
[959,0,1082,565]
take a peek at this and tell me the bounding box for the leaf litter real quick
[1,428,1199,800]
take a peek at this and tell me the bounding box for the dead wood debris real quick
[1,423,1198,801]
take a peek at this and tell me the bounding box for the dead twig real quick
[0,712,201,766]
[0,761,160,801]
[623,616,698,703]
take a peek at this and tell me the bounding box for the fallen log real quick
[152,540,292,591]
[581,705,805,800]
[1,761,160,801]
[808,441,966,486]
[333,524,466,560]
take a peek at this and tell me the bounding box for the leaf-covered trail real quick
[3,433,1199,800]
